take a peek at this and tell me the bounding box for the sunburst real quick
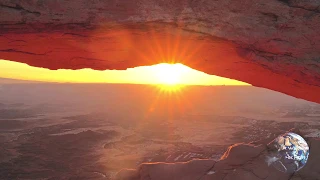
[152,63,188,85]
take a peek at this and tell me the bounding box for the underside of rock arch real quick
[0,0,320,103]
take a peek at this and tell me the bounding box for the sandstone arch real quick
[0,0,319,102]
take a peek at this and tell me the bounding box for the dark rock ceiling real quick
[0,0,319,103]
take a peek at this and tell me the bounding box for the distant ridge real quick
[0,77,48,84]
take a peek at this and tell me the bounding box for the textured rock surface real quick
[0,0,320,103]
[115,138,320,180]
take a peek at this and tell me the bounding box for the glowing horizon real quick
[0,59,250,86]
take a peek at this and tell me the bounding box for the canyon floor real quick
[0,83,319,179]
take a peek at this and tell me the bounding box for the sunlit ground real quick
[0,60,250,87]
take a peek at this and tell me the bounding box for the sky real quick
[0,59,249,85]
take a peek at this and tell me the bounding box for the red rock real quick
[0,0,319,103]
[116,138,320,180]
[116,169,140,180]
[116,159,215,180]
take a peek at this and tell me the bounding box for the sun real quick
[152,63,187,85]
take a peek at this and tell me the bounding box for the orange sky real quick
[0,59,250,85]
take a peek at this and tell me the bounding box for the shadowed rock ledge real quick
[0,0,320,103]
[115,138,320,180]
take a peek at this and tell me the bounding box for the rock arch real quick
[0,0,319,102]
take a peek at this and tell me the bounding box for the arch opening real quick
[0,60,249,86]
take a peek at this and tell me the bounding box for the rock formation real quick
[0,0,320,103]
[115,138,320,180]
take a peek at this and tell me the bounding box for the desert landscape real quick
[0,0,319,179]
[0,80,319,179]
